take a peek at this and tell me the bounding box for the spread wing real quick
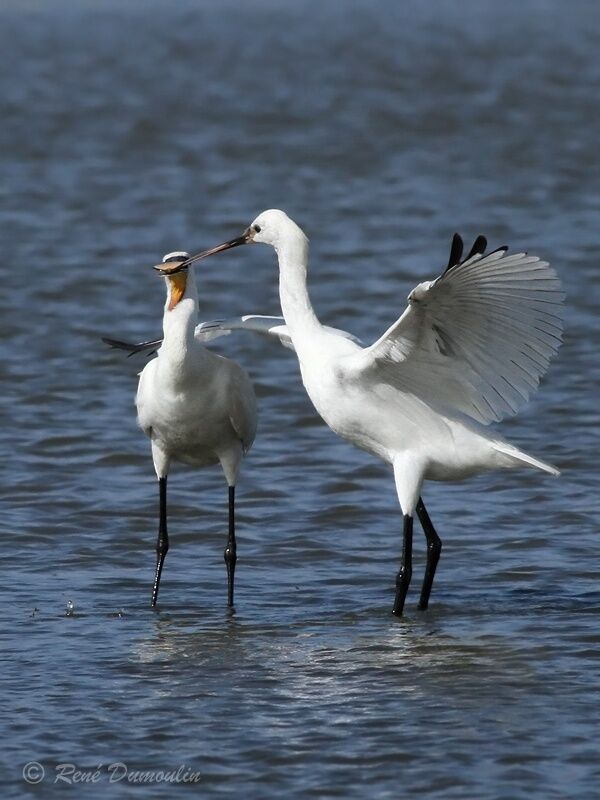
[101,317,290,358]
[102,336,162,357]
[196,315,295,349]
[103,315,361,358]
[101,322,235,358]
[196,315,362,351]
[348,235,564,425]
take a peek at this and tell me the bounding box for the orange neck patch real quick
[167,272,188,311]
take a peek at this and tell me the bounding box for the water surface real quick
[0,1,598,797]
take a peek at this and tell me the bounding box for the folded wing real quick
[349,235,564,425]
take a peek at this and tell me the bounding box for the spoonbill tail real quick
[111,251,257,608]
[181,211,563,616]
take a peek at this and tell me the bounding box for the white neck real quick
[276,232,323,351]
[160,269,200,367]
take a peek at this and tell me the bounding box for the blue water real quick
[1,1,598,797]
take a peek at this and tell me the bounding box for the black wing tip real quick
[101,336,124,349]
[101,336,136,350]
[444,232,464,273]
[466,235,487,260]
[101,336,162,357]
[443,233,514,276]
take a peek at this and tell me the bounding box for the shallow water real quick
[1,1,599,797]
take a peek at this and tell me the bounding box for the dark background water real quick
[0,0,598,797]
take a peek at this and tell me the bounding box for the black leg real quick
[151,476,169,607]
[223,486,237,607]
[416,497,442,610]
[392,515,413,616]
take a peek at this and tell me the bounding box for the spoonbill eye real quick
[253,224,261,233]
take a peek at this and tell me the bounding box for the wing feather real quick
[196,315,362,351]
[104,316,361,359]
[349,241,564,425]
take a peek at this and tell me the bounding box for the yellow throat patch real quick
[167,272,188,311]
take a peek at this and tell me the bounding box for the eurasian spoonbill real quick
[174,211,564,616]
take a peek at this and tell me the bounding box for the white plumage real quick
[104,314,360,355]
[112,251,257,608]
[356,248,563,425]
[182,210,563,616]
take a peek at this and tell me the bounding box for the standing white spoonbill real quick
[117,251,257,608]
[172,211,563,616]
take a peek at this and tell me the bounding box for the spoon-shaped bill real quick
[159,231,252,275]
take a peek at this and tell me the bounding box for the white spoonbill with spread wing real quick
[169,211,564,616]
[112,252,257,608]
